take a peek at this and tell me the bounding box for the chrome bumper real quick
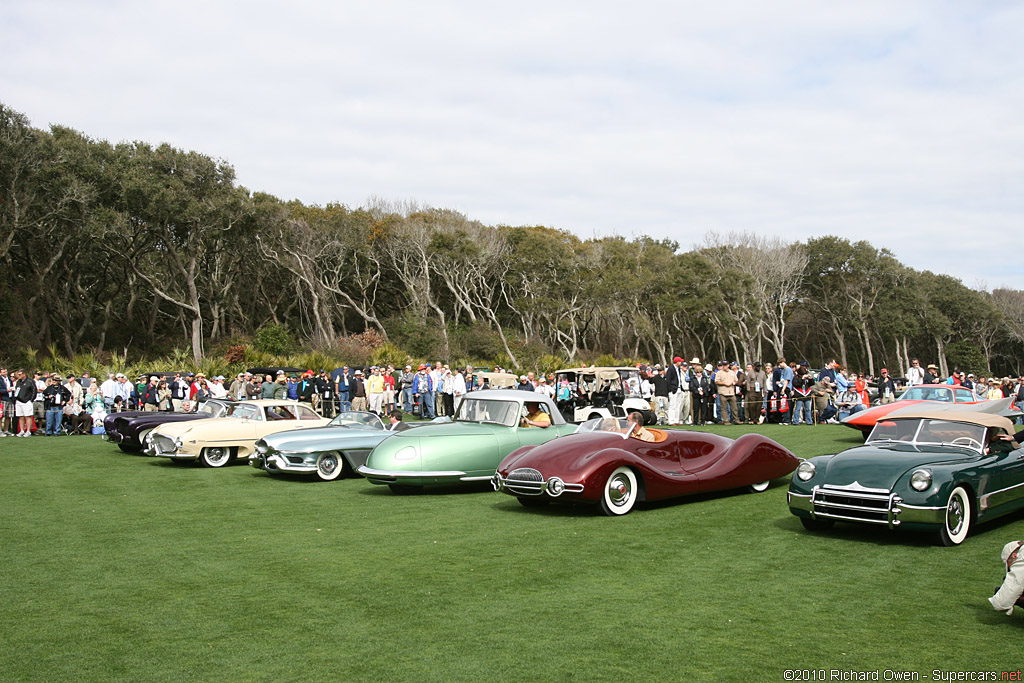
[249,452,316,474]
[493,469,585,497]
[357,465,473,480]
[788,486,945,527]
[146,434,195,459]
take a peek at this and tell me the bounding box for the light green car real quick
[358,390,576,493]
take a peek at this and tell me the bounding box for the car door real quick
[515,404,560,448]
[982,438,1024,517]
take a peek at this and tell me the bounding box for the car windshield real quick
[867,418,987,452]
[619,370,643,399]
[898,386,954,402]
[455,398,519,427]
[226,403,263,421]
[199,401,228,418]
[576,417,629,438]
[329,412,384,430]
[555,369,627,400]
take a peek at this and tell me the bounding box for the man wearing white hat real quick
[990,540,1024,615]
[140,376,160,411]
[666,357,692,426]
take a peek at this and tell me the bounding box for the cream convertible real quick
[145,400,330,467]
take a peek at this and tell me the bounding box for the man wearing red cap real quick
[877,368,897,404]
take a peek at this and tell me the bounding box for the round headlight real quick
[547,477,565,496]
[910,469,932,492]
[394,446,417,462]
[796,461,816,482]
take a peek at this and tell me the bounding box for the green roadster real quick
[357,389,576,493]
[788,409,1024,546]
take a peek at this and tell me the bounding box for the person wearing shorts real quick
[14,370,36,436]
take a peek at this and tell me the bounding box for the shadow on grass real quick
[489,497,597,516]
[490,478,793,517]
[773,507,1024,548]
[144,457,200,468]
[354,481,496,497]
[968,601,1024,626]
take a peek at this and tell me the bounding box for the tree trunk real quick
[191,315,203,367]
[860,321,874,376]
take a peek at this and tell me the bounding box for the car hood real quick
[154,416,230,437]
[121,413,203,427]
[820,444,981,489]
[387,421,500,439]
[260,425,387,452]
[841,400,926,429]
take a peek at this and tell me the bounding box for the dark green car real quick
[358,390,577,493]
[788,409,1024,546]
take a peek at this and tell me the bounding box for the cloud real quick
[2,0,1022,289]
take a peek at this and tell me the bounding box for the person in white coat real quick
[990,540,1024,615]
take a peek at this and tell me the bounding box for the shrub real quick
[453,322,504,361]
[332,329,388,368]
[370,342,410,368]
[254,323,294,356]
[224,345,246,363]
[386,316,444,359]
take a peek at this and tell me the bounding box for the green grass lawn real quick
[1,425,1021,682]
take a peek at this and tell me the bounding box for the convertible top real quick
[557,366,637,378]
[884,410,1014,434]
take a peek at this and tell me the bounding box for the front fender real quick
[499,445,540,472]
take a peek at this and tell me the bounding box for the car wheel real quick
[588,412,603,421]
[599,466,638,516]
[800,516,834,532]
[315,452,344,481]
[748,480,770,493]
[388,484,423,495]
[517,497,549,508]
[938,485,971,546]
[199,446,233,468]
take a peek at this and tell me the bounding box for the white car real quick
[146,400,330,467]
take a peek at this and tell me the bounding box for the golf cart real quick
[554,366,656,425]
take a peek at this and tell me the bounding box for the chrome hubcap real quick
[607,475,632,507]
[947,497,963,534]
[320,455,338,474]
[207,448,228,465]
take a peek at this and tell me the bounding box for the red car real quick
[841,385,985,437]
[492,418,798,515]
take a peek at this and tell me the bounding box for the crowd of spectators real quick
[0,357,1021,437]
[635,356,1024,427]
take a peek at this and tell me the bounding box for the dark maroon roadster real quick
[492,418,799,515]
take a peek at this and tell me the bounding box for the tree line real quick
[2,101,1022,376]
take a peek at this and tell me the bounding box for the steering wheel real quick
[950,436,982,450]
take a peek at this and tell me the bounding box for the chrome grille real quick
[151,434,177,456]
[505,468,544,496]
[811,485,894,525]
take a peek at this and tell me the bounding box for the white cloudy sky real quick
[3,1,1023,289]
